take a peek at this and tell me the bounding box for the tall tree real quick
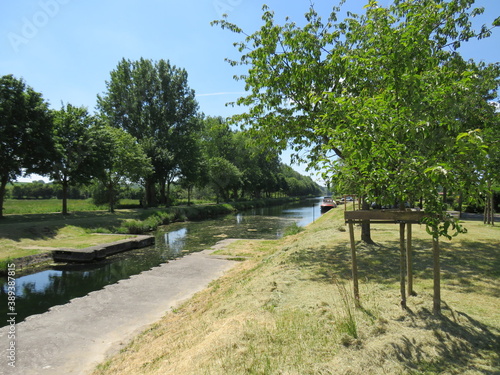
[0,75,54,218]
[208,157,242,202]
[49,104,99,215]
[93,125,152,212]
[97,58,200,207]
[178,134,207,205]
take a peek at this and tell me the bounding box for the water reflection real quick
[0,198,323,326]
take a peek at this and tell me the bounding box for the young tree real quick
[214,0,499,240]
[0,75,54,218]
[97,58,200,207]
[216,0,499,313]
[49,104,100,215]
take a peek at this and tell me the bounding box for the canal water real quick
[1,198,323,326]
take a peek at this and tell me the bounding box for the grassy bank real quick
[2,198,127,215]
[0,198,300,263]
[92,209,499,375]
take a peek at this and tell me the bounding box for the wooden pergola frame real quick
[345,210,441,312]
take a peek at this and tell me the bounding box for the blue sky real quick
[1,0,499,182]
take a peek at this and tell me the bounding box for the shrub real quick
[283,222,304,236]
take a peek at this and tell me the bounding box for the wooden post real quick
[407,223,415,296]
[348,220,360,306]
[433,236,441,314]
[399,222,407,309]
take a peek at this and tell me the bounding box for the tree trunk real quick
[491,192,495,227]
[62,180,69,215]
[484,195,488,224]
[0,174,8,219]
[458,192,463,219]
[187,186,192,206]
[145,178,157,208]
[166,179,172,207]
[108,182,115,213]
[432,235,441,314]
[399,222,407,309]
[159,181,167,206]
[361,200,374,244]
[484,182,493,225]
[348,220,360,307]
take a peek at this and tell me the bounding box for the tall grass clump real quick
[119,210,176,234]
[335,280,359,344]
[283,222,304,237]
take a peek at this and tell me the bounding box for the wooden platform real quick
[52,235,155,262]
[344,209,428,223]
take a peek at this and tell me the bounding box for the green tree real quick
[201,116,238,161]
[0,75,54,218]
[214,0,499,238]
[97,58,200,207]
[178,135,207,205]
[233,132,281,199]
[208,157,242,203]
[49,104,100,215]
[93,125,152,212]
[200,117,286,199]
[215,0,499,313]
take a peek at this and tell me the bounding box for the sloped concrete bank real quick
[51,235,155,262]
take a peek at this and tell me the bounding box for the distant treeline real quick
[1,64,322,217]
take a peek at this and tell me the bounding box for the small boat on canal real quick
[320,197,337,213]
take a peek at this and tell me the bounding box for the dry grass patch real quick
[92,210,499,375]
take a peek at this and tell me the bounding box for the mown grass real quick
[2,198,112,214]
[91,209,499,375]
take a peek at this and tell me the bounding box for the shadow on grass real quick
[390,304,500,374]
[291,236,500,372]
[291,237,500,295]
[0,210,143,242]
[291,241,405,285]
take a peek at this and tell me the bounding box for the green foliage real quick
[12,182,55,199]
[207,157,242,202]
[97,58,200,207]
[91,182,119,207]
[283,222,304,237]
[50,103,101,214]
[215,0,500,238]
[0,75,54,218]
[118,205,238,234]
[200,117,322,200]
[92,125,152,212]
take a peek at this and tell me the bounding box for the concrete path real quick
[0,240,239,375]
